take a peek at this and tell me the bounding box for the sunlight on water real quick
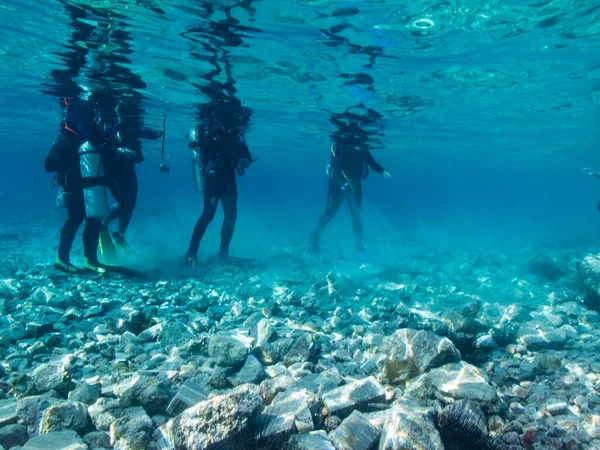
[0,0,597,165]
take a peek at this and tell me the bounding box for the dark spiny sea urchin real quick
[436,400,507,450]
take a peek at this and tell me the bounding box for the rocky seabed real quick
[1,247,600,450]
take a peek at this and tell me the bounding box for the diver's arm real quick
[237,134,253,161]
[45,127,77,173]
[45,140,62,173]
[365,151,392,178]
[364,151,385,174]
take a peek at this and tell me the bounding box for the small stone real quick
[119,331,138,346]
[560,325,578,340]
[25,322,55,339]
[159,320,194,347]
[114,374,171,415]
[547,402,569,416]
[502,431,521,445]
[208,366,230,389]
[159,384,264,450]
[83,431,111,449]
[533,352,562,374]
[573,395,588,408]
[252,319,276,348]
[209,335,248,368]
[511,385,530,400]
[510,402,525,414]
[228,355,264,386]
[488,415,505,434]
[287,431,335,450]
[110,406,153,450]
[379,329,460,384]
[257,394,313,442]
[89,397,123,431]
[166,380,208,416]
[68,383,100,405]
[26,342,46,357]
[322,377,385,418]
[521,427,538,448]
[31,358,73,396]
[363,333,384,350]
[0,423,28,448]
[62,307,82,321]
[0,400,17,427]
[283,333,316,367]
[137,324,162,342]
[328,410,379,450]
[325,415,342,430]
[519,326,566,350]
[39,401,88,433]
[475,335,497,350]
[379,406,442,450]
[442,301,482,332]
[21,430,86,450]
[503,421,524,434]
[83,305,103,319]
[586,426,600,439]
[405,362,497,404]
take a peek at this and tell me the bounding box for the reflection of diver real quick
[184,117,253,267]
[45,97,108,273]
[104,105,163,249]
[311,111,391,258]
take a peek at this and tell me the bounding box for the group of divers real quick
[45,95,392,275]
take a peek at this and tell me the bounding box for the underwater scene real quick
[1,0,600,449]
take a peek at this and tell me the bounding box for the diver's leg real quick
[347,182,364,252]
[56,190,85,268]
[219,186,238,256]
[187,189,218,259]
[83,218,102,267]
[311,181,344,252]
[117,167,138,236]
[105,178,123,226]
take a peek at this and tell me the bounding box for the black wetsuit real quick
[312,145,385,252]
[105,127,162,236]
[45,122,101,265]
[187,126,252,257]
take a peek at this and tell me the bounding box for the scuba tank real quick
[188,126,205,192]
[79,141,108,219]
[191,149,205,192]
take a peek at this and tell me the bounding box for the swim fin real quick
[84,259,107,274]
[113,231,130,256]
[54,257,81,274]
[99,227,118,265]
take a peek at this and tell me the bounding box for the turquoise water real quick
[0,0,599,254]
[2,2,600,449]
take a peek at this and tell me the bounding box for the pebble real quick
[548,402,569,416]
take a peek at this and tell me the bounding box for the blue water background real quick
[0,0,599,263]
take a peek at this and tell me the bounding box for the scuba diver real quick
[42,1,160,276]
[311,108,391,259]
[45,96,109,274]
[180,0,259,268]
[184,98,254,268]
[103,101,163,251]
